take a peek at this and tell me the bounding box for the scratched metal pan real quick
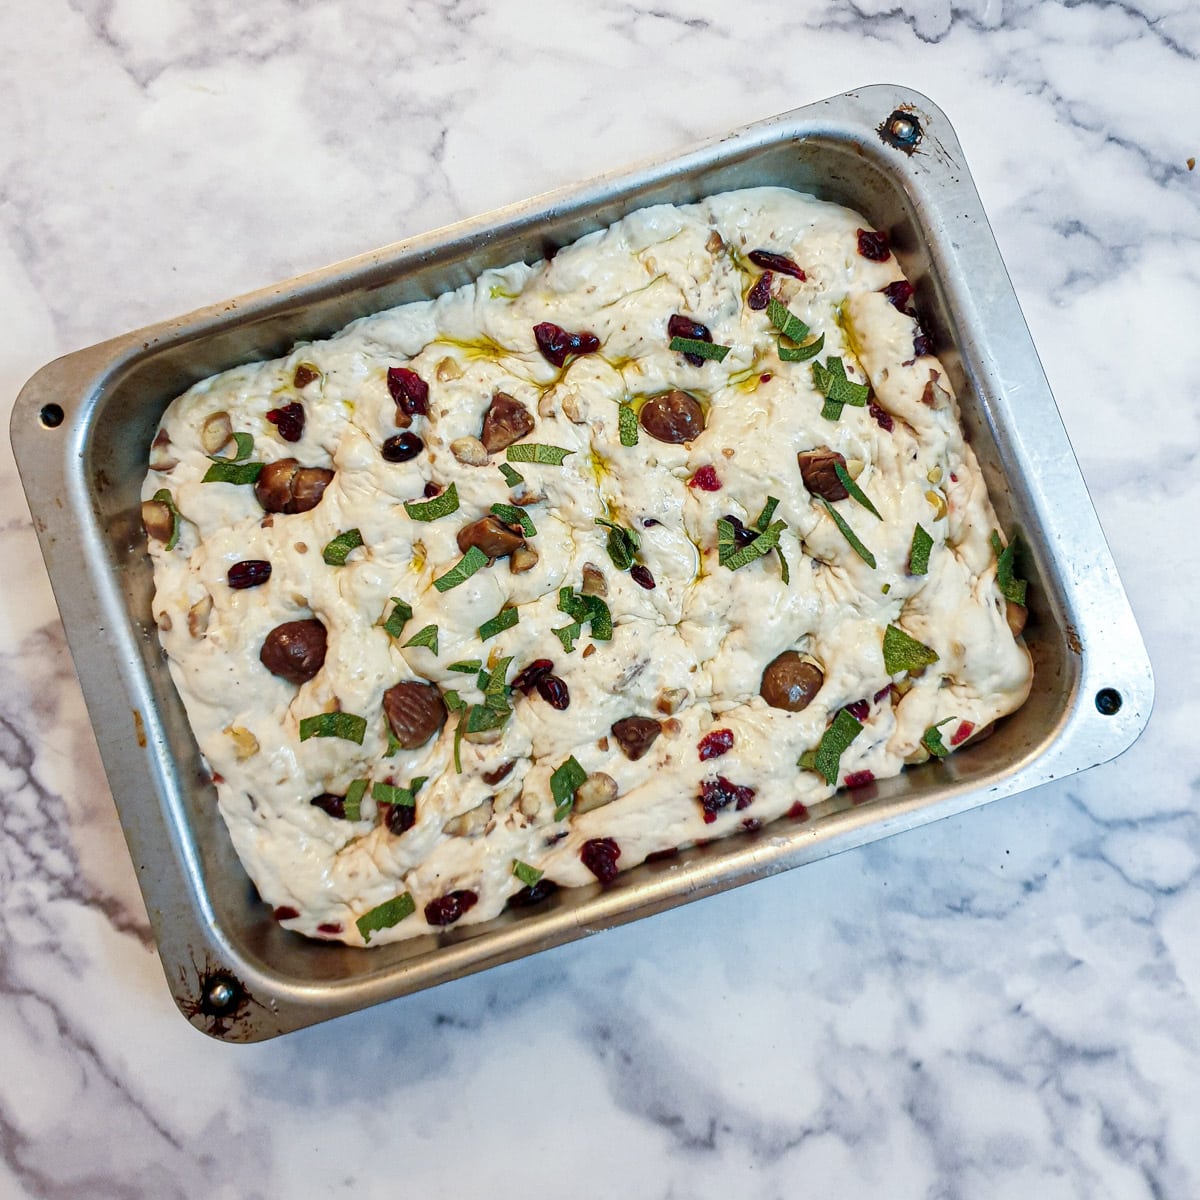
[10,85,1153,1041]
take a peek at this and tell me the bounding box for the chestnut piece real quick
[254,458,334,515]
[610,716,662,762]
[759,651,824,712]
[480,392,534,454]
[796,448,850,502]
[639,390,705,445]
[260,619,327,685]
[382,681,447,750]
[456,516,525,559]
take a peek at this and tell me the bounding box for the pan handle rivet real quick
[39,403,64,428]
[1095,688,1122,716]
[888,116,918,145]
[204,977,239,1012]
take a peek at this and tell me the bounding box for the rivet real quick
[1095,688,1123,716]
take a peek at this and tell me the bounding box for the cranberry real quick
[642,518,661,528]
[310,793,346,819]
[868,400,895,433]
[385,802,416,835]
[536,675,570,710]
[266,402,305,442]
[697,776,755,823]
[722,514,758,550]
[912,330,932,358]
[382,432,424,462]
[630,564,656,590]
[748,250,806,280]
[950,720,976,747]
[227,559,271,589]
[510,879,559,907]
[881,280,915,313]
[698,728,734,761]
[741,818,763,832]
[747,271,773,310]
[760,373,773,384]
[317,922,343,934]
[387,367,429,417]
[512,659,555,694]
[873,684,894,703]
[424,889,479,926]
[533,322,599,367]
[273,906,300,921]
[668,314,713,367]
[856,229,891,261]
[689,465,721,492]
[845,770,875,788]
[580,837,621,883]
[482,760,515,785]
[950,473,958,483]
[845,699,870,722]
[787,801,810,821]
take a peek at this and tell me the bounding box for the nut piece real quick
[383,681,447,750]
[225,726,259,760]
[921,374,952,409]
[141,500,173,543]
[149,429,178,472]
[436,356,464,382]
[1006,600,1028,639]
[254,458,334,514]
[797,448,849,501]
[574,772,618,814]
[200,411,234,456]
[639,390,705,445]
[610,716,662,762]
[481,391,535,454]
[444,799,494,837]
[509,545,539,574]
[457,516,526,559]
[581,563,607,597]
[451,436,489,466]
[260,619,327,685]
[759,651,824,712]
[655,687,688,715]
[187,595,212,638]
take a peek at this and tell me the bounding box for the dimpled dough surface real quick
[143,187,1033,946]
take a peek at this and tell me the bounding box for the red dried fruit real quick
[387,367,429,417]
[317,922,342,934]
[482,761,515,786]
[873,684,894,703]
[857,229,891,261]
[265,402,305,442]
[722,514,758,550]
[787,801,810,821]
[227,559,272,589]
[293,364,320,389]
[668,313,713,366]
[423,481,441,498]
[580,837,621,883]
[698,728,734,761]
[310,793,346,819]
[533,322,600,367]
[912,330,932,358]
[510,879,558,907]
[688,465,721,492]
[697,776,755,823]
[424,889,479,926]
[273,906,300,921]
[748,250,806,280]
[741,818,763,832]
[845,699,870,722]
[868,400,895,433]
[747,271,773,310]
[881,280,914,313]
[630,564,656,590]
[385,802,417,835]
[950,720,976,747]
[845,770,875,788]
[512,659,554,694]
[382,432,424,462]
[536,675,570,710]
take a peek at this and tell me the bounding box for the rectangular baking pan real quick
[10,85,1153,1041]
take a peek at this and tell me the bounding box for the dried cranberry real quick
[857,229,891,261]
[227,559,271,589]
[845,770,875,788]
[697,776,755,823]
[512,659,554,694]
[950,720,976,747]
[533,322,599,367]
[425,889,478,926]
[385,802,416,835]
[760,373,773,384]
[868,400,895,433]
[482,760,515,786]
[266,402,305,442]
[273,906,300,921]
[748,250,806,280]
[787,801,810,821]
[423,481,442,498]
[722,514,758,550]
[688,465,721,492]
[310,793,346,819]
[741,818,763,832]
[535,675,570,710]
[387,367,429,417]
[747,270,773,310]
[912,330,932,358]
[881,280,915,313]
[668,314,713,366]
[630,564,656,590]
[317,922,342,934]
[510,878,558,907]
[873,684,894,703]
[845,699,870,722]
[580,837,621,883]
[382,432,424,462]
[698,728,734,761]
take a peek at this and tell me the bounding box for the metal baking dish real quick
[10,85,1153,1041]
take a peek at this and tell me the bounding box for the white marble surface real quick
[1,0,1198,1195]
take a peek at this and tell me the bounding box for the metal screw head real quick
[878,109,924,154]
[201,972,242,1016]
[889,116,918,144]
[1095,688,1123,716]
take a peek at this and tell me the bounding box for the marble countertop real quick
[2,1,1197,1196]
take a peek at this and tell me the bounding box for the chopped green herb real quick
[447,659,483,674]
[403,482,460,522]
[557,587,612,647]
[385,726,402,757]
[882,624,940,675]
[202,460,264,485]
[372,779,421,808]
[754,496,780,532]
[811,708,864,785]
[820,500,877,568]
[465,703,510,734]
[550,755,587,821]
[480,657,513,707]
[490,503,536,537]
[833,462,882,519]
[989,531,1028,606]
[669,336,731,362]
[402,623,439,654]
[453,716,465,774]
[382,597,413,639]
[507,443,573,465]
[323,528,364,566]
[775,545,791,585]
[151,488,181,551]
[922,719,953,759]
[499,463,524,488]
[355,892,415,943]
[443,689,466,713]
[767,298,809,345]
[718,516,788,572]
[512,859,544,888]
[298,711,367,744]
[433,545,489,593]
[909,524,934,576]
[595,517,640,572]
[618,403,639,446]
[344,778,368,822]
[779,332,825,363]
[812,356,870,420]
[478,606,519,642]
[553,622,582,653]
[207,431,255,463]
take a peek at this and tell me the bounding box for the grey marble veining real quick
[2,0,1198,1195]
